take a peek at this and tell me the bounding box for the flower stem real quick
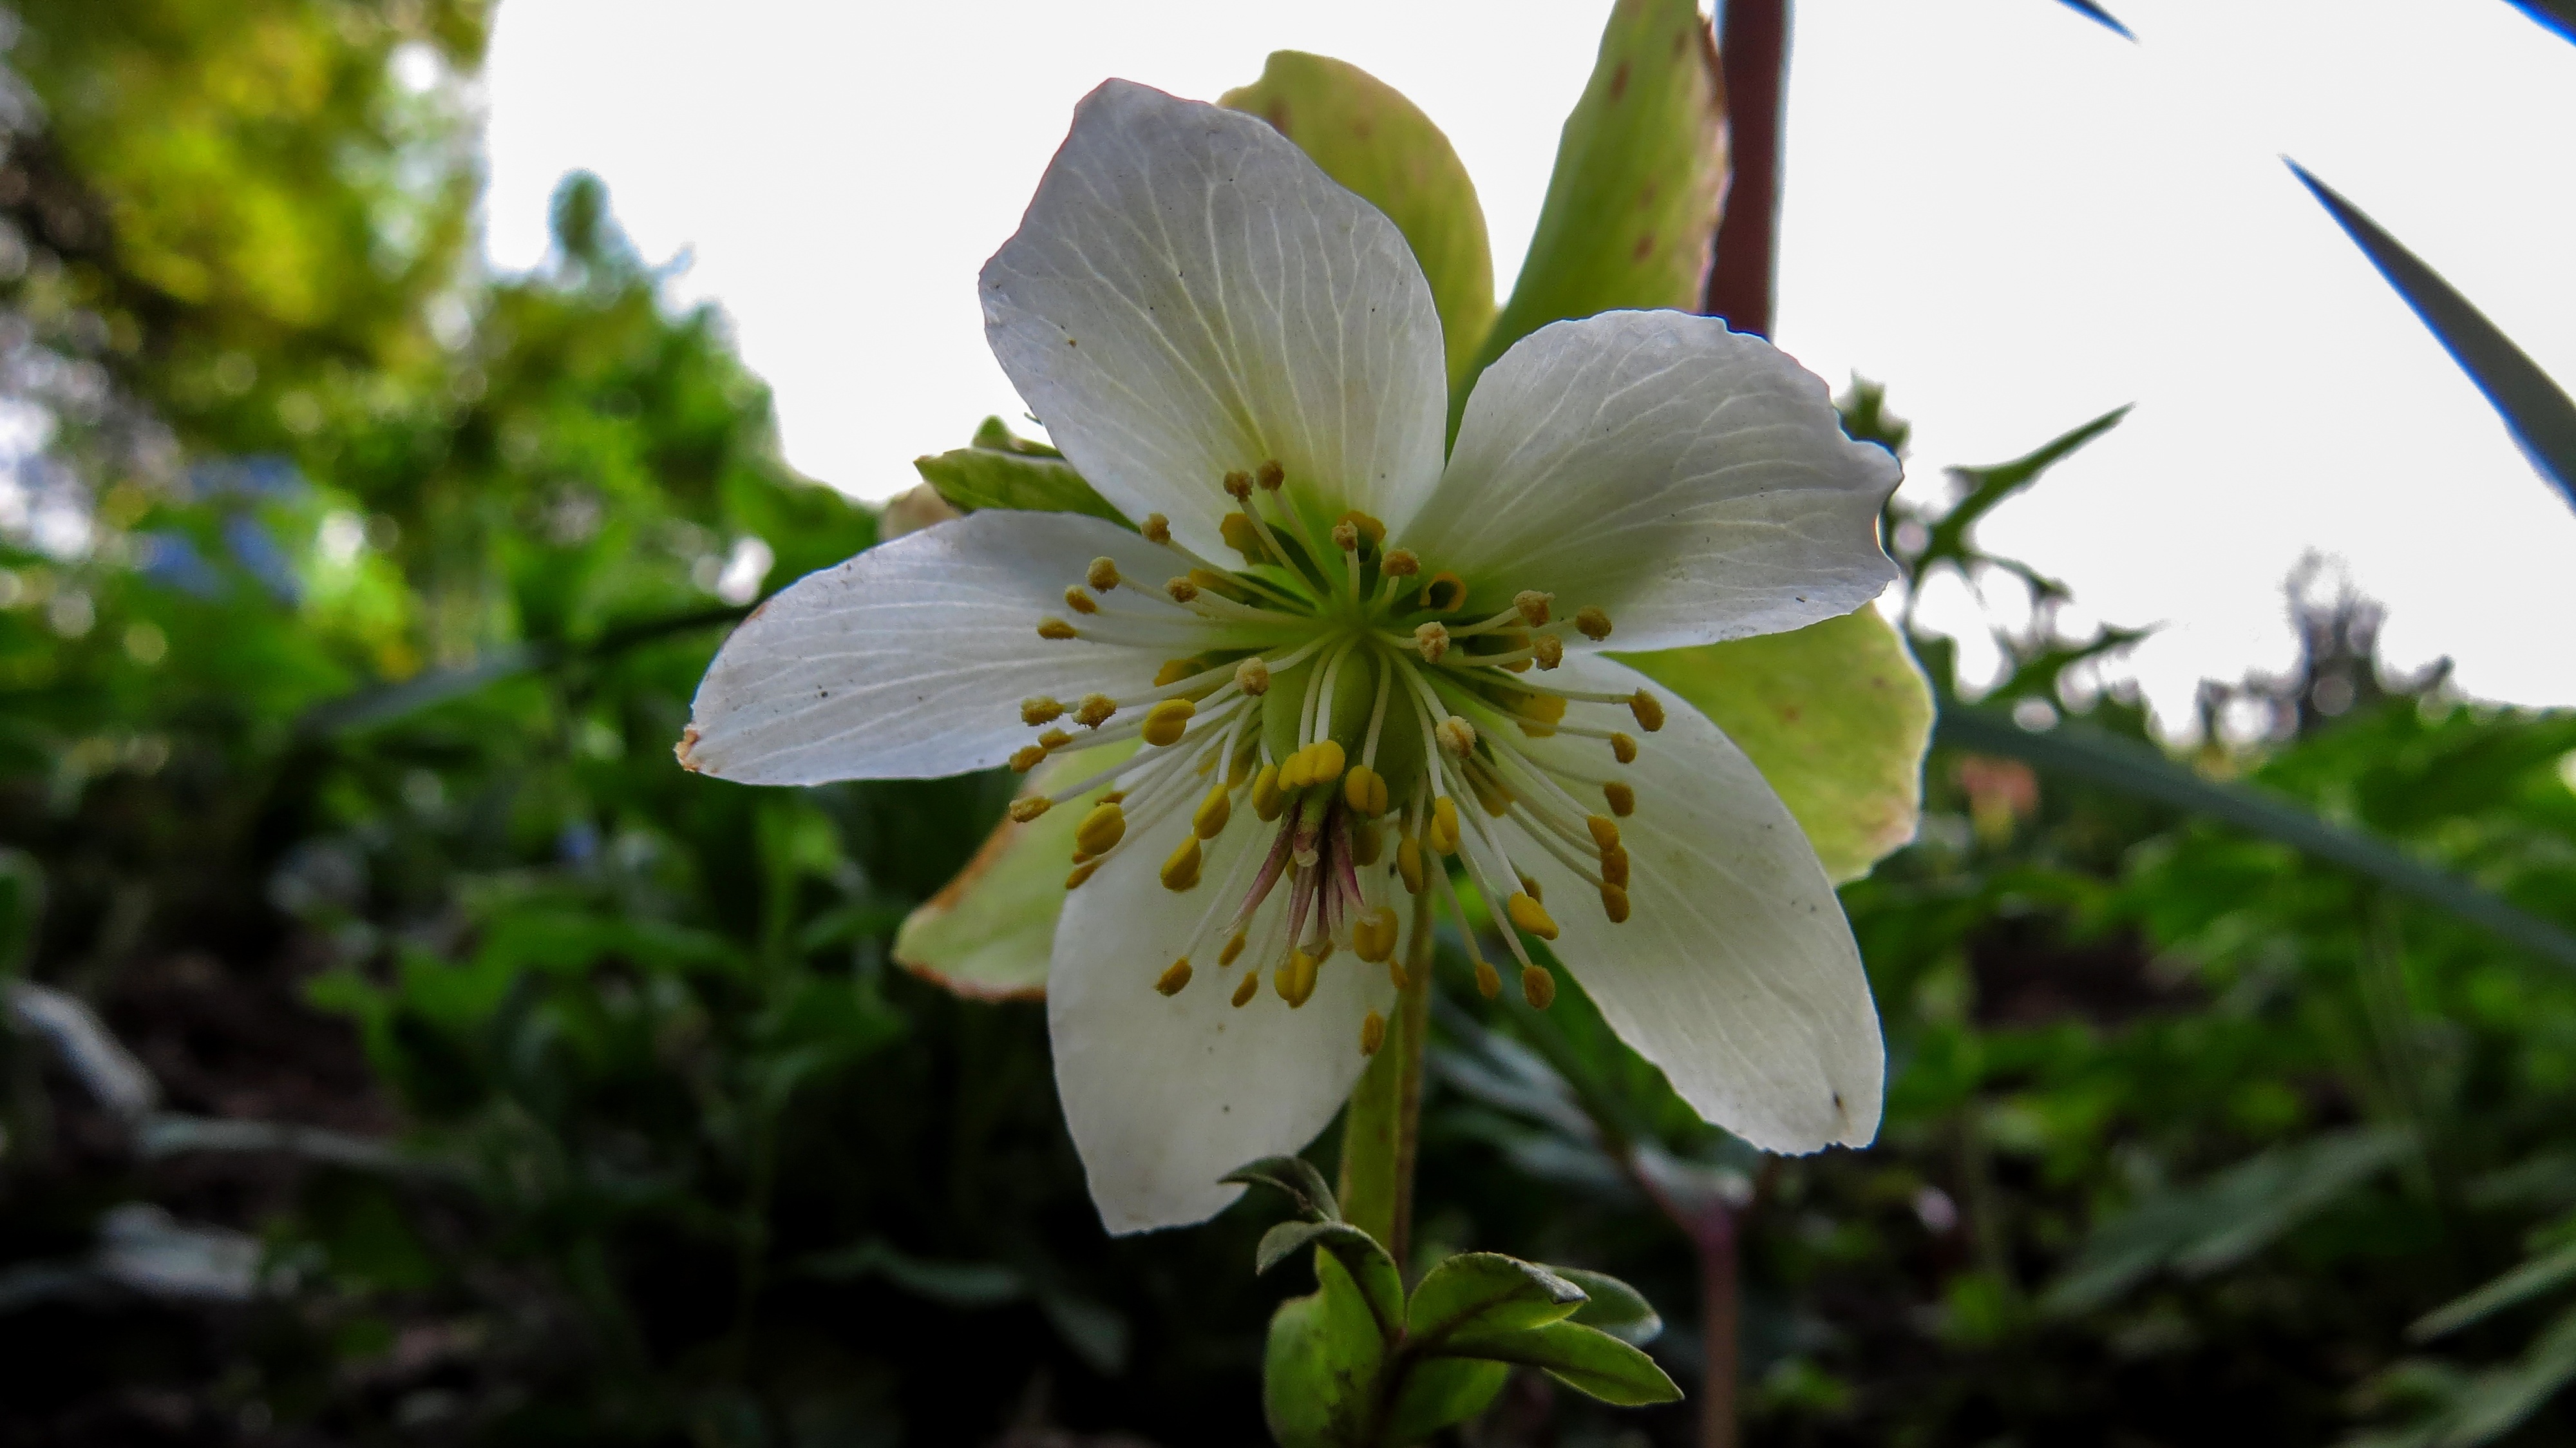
[1336,897,1435,1264]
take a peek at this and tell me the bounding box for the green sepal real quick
[1617,602,1933,883]
[1553,1267,1664,1346]
[1222,51,1498,391]
[1436,1319,1683,1406]
[1405,1252,1587,1346]
[1264,1250,1392,1448]
[913,417,1126,525]
[1461,0,1726,415]
[1224,1153,1343,1223]
[1383,1357,1513,1444]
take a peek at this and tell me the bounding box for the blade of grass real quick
[2289,162,2576,511]
[1935,707,2576,973]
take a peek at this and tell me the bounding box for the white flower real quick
[679,81,1900,1234]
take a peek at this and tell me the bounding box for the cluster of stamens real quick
[1006,461,1659,1056]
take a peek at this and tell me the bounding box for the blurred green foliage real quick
[1,5,2573,1448]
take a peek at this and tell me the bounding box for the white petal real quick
[682,510,1189,785]
[1504,654,1883,1152]
[982,80,1449,558]
[1049,804,1396,1234]
[1406,310,1899,654]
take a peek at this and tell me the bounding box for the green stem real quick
[1338,895,1435,1265]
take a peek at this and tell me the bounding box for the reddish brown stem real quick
[1705,0,1790,338]
[1632,1166,1741,1448]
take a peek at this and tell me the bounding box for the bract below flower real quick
[680,81,1900,1234]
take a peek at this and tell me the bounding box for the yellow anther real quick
[1350,821,1384,866]
[1303,739,1346,786]
[1520,965,1558,1009]
[1143,698,1196,747]
[1008,796,1052,824]
[1223,470,1254,500]
[1252,764,1287,821]
[1064,586,1099,614]
[1075,801,1126,855]
[1235,656,1271,696]
[1436,715,1477,757]
[1533,634,1564,670]
[1359,1011,1387,1056]
[1428,797,1461,855]
[1397,835,1427,895]
[1075,693,1117,729]
[1156,957,1193,996]
[1142,513,1171,544]
[1353,906,1399,963]
[1065,859,1101,889]
[1413,622,1450,663]
[1276,949,1319,1007]
[1232,969,1260,1007]
[1187,568,1238,597]
[1506,891,1559,940]
[1165,576,1200,603]
[1600,843,1631,887]
[1388,958,1410,989]
[1009,745,1048,773]
[1517,870,1543,903]
[1086,557,1121,591]
[1227,748,1256,786]
[1575,605,1614,641]
[1343,765,1387,816]
[1151,658,1195,687]
[1038,727,1073,750]
[1514,590,1554,627]
[1600,882,1632,924]
[1468,768,1512,818]
[1255,459,1285,491]
[1473,959,1501,999]
[1629,689,1665,732]
[1101,790,1126,804]
[1335,510,1386,546]
[1021,696,1065,725]
[1192,785,1232,839]
[1220,512,1267,560]
[1331,520,1359,552]
[1161,835,1203,891]
[1381,549,1419,578]
[1514,692,1568,728]
[1610,731,1638,764]
[1037,618,1077,641]
[1604,781,1637,817]
[1421,571,1466,613]
[1277,749,1311,792]
[1587,815,1622,851]
[1220,930,1249,967]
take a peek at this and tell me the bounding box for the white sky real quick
[477,0,2576,730]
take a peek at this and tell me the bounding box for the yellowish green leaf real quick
[1616,603,1931,883]
[891,743,1134,998]
[1222,52,1498,390]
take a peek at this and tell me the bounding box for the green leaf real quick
[1384,1357,1513,1443]
[1224,1153,1344,1223]
[1256,1221,1406,1339]
[1264,1250,1392,1448]
[2289,163,2576,511]
[2413,1239,2576,1342]
[1618,602,1933,882]
[2053,0,2136,39]
[1222,52,1497,391]
[2041,1126,2413,1315]
[1938,709,2576,975]
[1406,1252,1587,1346]
[1554,1267,1663,1346]
[1463,0,1726,413]
[1911,406,2129,586]
[1437,1319,1682,1406]
[913,433,1128,526]
[892,743,1136,999]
